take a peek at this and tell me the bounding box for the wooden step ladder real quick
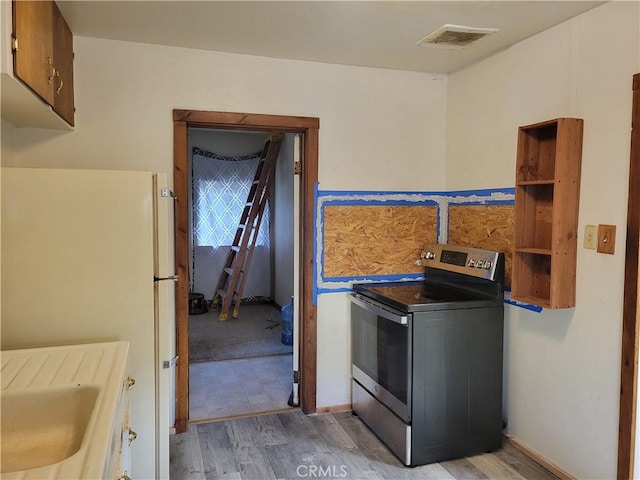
[212,133,284,321]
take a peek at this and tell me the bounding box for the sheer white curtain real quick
[191,148,271,301]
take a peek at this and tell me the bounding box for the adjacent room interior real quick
[187,128,297,422]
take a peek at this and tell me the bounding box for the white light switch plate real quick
[584,225,597,249]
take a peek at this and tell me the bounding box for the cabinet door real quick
[13,0,55,106]
[52,1,74,125]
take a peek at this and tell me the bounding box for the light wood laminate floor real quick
[190,355,294,422]
[170,410,560,480]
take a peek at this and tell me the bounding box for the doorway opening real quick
[173,110,319,433]
[188,128,295,422]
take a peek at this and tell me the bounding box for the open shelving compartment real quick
[512,118,583,309]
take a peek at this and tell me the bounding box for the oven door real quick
[351,293,412,422]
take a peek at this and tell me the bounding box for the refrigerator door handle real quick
[160,188,177,200]
[153,275,178,282]
[162,356,179,369]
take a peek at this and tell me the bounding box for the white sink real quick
[1,384,99,473]
[1,341,129,479]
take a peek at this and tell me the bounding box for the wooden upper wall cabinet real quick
[512,118,584,308]
[12,0,74,126]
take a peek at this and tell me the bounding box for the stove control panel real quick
[420,243,503,281]
[466,258,492,269]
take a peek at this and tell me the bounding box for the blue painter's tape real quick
[313,182,319,306]
[324,273,424,283]
[436,204,443,243]
[317,187,513,202]
[318,202,324,289]
[504,298,543,312]
[315,186,518,295]
[320,197,439,207]
[318,189,441,198]
[317,191,439,285]
[317,287,355,295]
[452,199,514,206]
[503,291,543,313]
[444,187,515,197]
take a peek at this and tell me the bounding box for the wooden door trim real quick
[173,109,319,433]
[618,72,640,479]
[173,119,189,433]
[173,109,319,130]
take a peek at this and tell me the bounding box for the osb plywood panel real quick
[323,205,437,277]
[448,205,514,288]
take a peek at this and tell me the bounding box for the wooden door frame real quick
[172,109,319,433]
[618,72,640,479]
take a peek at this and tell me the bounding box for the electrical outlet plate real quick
[597,224,616,254]
[584,225,597,249]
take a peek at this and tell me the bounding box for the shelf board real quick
[520,118,567,130]
[514,247,552,255]
[511,294,551,309]
[517,180,555,186]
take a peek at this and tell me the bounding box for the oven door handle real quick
[351,294,408,325]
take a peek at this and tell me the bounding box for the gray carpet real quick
[189,303,293,363]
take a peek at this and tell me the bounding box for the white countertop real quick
[1,341,130,479]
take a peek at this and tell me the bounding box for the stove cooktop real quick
[352,280,500,313]
[360,281,479,303]
[352,244,505,313]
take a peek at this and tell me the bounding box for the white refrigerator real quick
[1,167,175,479]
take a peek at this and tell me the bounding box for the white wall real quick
[4,36,448,413]
[446,3,639,478]
[8,36,448,192]
[316,292,353,408]
[1,119,16,165]
[0,119,15,309]
[0,2,11,74]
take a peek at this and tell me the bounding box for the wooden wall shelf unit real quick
[512,118,583,309]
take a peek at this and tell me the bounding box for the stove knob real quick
[424,251,436,260]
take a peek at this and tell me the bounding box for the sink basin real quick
[1,384,99,473]
[1,341,129,478]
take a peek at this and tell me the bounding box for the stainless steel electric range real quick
[351,243,505,467]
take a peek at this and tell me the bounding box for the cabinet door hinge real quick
[293,370,300,383]
[11,35,18,52]
[294,161,302,175]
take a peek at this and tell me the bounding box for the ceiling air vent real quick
[417,24,499,49]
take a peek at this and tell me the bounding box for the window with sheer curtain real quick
[191,147,271,300]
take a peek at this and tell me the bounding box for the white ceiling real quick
[57,1,605,74]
